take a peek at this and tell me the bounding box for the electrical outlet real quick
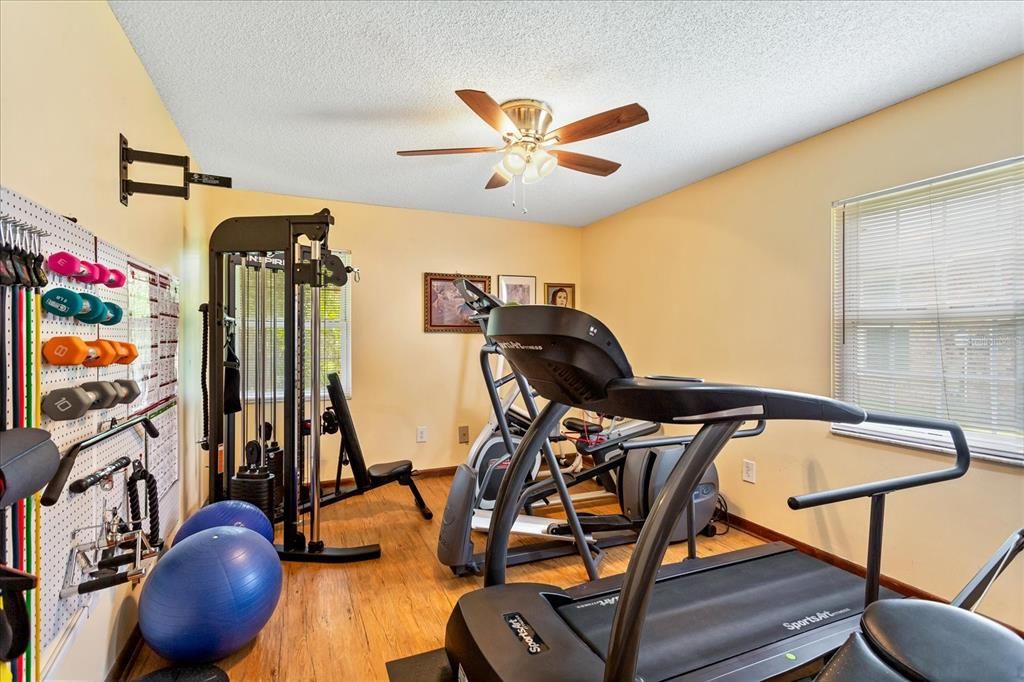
[458,425,469,444]
[742,459,756,484]
[416,426,427,443]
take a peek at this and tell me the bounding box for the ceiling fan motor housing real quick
[500,99,553,145]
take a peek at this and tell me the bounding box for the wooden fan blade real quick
[546,103,649,144]
[485,172,509,189]
[550,150,621,176]
[397,146,501,156]
[455,90,518,136]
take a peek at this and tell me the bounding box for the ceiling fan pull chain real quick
[511,175,517,208]
[522,180,528,215]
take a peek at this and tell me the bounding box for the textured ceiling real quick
[110,1,1022,227]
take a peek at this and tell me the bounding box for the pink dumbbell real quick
[46,252,126,287]
[103,268,127,288]
[47,251,101,283]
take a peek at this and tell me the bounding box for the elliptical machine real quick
[436,280,724,579]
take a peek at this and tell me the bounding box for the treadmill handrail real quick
[788,411,970,510]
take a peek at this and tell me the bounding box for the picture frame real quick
[423,272,491,333]
[498,274,536,306]
[544,282,576,308]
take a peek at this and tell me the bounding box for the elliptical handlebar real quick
[580,420,766,458]
[454,278,504,313]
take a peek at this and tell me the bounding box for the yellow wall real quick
[580,57,1024,627]
[0,1,208,677]
[204,190,582,479]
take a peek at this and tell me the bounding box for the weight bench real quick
[325,373,433,520]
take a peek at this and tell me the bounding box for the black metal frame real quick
[119,134,232,206]
[207,209,379,564]
[951,527,1024,610]
[482,403,972,682]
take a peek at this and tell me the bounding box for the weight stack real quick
[231,466,275,520]
[267,447,284,510]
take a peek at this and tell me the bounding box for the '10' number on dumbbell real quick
[42,380,141,421]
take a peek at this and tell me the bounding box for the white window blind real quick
[239,251,353,399]
[832,158,1023,465]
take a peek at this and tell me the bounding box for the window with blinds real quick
[238,251,353,399]
[832,158,1023,465]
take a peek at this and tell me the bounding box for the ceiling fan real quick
[397,90,649,189]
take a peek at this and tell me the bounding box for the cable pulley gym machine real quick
[205,209,379,563]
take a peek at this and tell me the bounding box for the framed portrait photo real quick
[544,282,576,308]
[423,272,490,333]
[498,274,536,306]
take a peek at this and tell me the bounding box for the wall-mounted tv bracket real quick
[119,133,233,206]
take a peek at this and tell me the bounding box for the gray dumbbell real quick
[113,379,141,406]
[42,382,120,421]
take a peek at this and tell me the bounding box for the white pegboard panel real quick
[147,403,179,503]
[1,187,180,657]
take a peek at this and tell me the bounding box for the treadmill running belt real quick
[557,550,891,682]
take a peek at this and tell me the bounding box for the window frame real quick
[830,157,1024,468]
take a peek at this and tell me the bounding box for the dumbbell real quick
[42,337,118,367]
[46,251,126,288]
[41,288,123,325]
[110,341,139,365]
[41,379,142,421]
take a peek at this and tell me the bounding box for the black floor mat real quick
[134,665,228,682]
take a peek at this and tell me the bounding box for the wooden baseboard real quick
[730,514,1023,637]
[106,625,143,682]
[729,514,943,602]
[412,465,458,479]
[315,465,458,489]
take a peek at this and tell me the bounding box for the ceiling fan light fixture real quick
[533,149,557,178]
[502,146,528,174]
[522,162,543,184]
[492,164,512,182]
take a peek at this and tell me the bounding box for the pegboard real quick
[0,186,180,662]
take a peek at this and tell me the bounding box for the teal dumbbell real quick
[41,288,123,326]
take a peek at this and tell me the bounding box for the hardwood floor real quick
[127,474,763,681]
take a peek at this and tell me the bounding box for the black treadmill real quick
[443,305,971,682]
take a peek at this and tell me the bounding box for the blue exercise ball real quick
[139,526,282,663]
[173,500,274,545]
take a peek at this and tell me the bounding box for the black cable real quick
[199,303,210,451]
[711,494,731,536]
[127,461,162,548]
[127,463,142,535]
[143,470,161,547]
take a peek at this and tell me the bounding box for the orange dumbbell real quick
[107,341,139,365]
[118,341,139,365]
[42,337,118,367]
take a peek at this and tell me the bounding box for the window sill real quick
[830,422,1024,469]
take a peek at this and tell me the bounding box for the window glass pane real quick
[237,250,352,399]
[833,160,1023,461]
